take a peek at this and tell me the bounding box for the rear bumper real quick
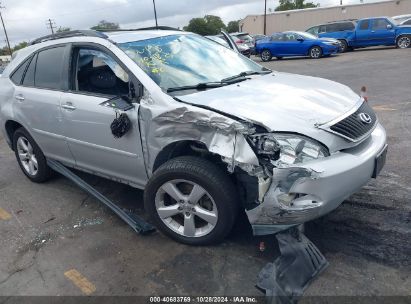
[246,123,387,235]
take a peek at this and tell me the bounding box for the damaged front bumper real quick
[246,123,387,235]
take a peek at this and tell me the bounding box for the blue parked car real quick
[255,31,341,62]
[311,17,411,51]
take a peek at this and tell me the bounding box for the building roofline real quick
[240,0,401,22]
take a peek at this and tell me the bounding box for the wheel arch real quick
[5,120,24,150]
[396,34,411,46]
[308,45,322,55]
[152,140,228,174]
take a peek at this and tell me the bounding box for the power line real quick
[46,18,56,34]
[0,1,12,55]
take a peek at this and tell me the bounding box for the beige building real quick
[239,0,411,34]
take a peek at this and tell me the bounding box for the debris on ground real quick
[257,227,328,304]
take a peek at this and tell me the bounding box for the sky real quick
[0,0,383,46]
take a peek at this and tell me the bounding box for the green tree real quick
[183,18,209,35]
[226,20,240,33]
[183,15,226,35]
[91,20,120,31]
[275,0,318,11]
[13,41,28,52]
[0,41,29,55]
[57,26,71,33]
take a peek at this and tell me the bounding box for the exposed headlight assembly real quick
[249,133,329,166]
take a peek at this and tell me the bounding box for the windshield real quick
[295,31,318,40]
[119,34,266,92]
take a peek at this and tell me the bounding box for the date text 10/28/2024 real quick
[150,297,259,303]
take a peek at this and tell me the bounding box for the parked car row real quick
[250,16,411,61]
[255,31,341,61]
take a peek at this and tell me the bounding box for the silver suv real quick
[0,29,387,245]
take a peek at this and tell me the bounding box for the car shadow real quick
[252,54,338,63]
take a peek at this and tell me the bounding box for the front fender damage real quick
[139,92,323,236]
[139,93,259,177]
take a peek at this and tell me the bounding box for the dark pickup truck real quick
[316,17,411,51]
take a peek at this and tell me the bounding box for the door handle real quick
[61,103,76,111]
[15,94,25,102]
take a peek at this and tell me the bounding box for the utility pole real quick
[263,0,267,35]
[152,0,158,27]
[340,0,343,5]
[0,2,12,55]
[46,18,56,35]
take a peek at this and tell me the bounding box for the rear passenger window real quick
[22,54,37,87]
[343,22,355,30]
[35,46,66,90]
[359,20,370,30]
[326,23,338,32]
[10,57,31,85]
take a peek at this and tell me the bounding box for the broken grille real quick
[330,102,377,141]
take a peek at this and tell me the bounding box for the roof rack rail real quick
[101,26,182,32]
[31,30,108,45]
[325,19,358,23]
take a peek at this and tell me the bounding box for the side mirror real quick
[387,24,393,30]
[297,38,304,42]
[129,79,144,103]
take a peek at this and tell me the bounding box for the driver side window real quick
[73,48,130,96]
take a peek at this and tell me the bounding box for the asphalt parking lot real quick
[0,46,410,299]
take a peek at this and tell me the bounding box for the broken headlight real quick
[249,133,329,166]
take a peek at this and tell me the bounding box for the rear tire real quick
[309,46,322,59]
[261,49,272,62]
[144,156,238,245]
[13,128,53,183]
[396,35,411,49]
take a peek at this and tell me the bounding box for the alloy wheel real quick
[261,50,271,61]
[310,47,321,58]
[16,136,38,176]
[397,36,411,49]
[155,179,218,238]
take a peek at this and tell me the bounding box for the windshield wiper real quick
[167,82,227,93]
[221,70,272,83]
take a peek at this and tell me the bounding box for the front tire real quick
[338,39,348,52]
[13,128,53,183]
[309,46,322,59]
[144,156,238,245]
[261,49,272,62]
[396,35,411,49]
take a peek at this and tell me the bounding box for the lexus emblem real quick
[358,112,372,124]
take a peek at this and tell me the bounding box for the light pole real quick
[0,2,12,55]
[152,0,158,27]
[263,0,267,35]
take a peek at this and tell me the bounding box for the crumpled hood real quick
[178,72,361,132]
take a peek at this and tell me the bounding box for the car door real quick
[370,18,396,45]
[60,45,147,187]
[355,20,373,46]
[220,30,241,54]
[279,33,307,56]
[11,45,75,165]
